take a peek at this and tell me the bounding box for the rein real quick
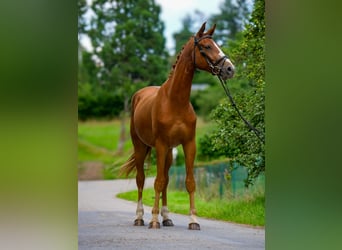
[217,75,265,143]
[193,35,265,143]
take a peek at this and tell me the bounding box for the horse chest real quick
[155,116,196,147]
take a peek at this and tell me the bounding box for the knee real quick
[154,178,166,192]
[136,175,145,188]
[185,178,196,193]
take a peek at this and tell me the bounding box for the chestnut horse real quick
[120,22,234,230]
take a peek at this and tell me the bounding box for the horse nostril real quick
[227,66,233,73]
[225,66,235,77]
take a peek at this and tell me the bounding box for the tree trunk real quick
[117,96,129,155]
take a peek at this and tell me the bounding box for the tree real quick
[172,10,207,54]
[87,0,168,88]
[199,0,265,186]
[78,0,90,84]
[172,14,194,55]
[210,0,251,45]
[81,0,169,153]
[78,0,88,35]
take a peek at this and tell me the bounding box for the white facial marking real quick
[213,42,226,58]
[226,57,233,65]
[213,42,233,67]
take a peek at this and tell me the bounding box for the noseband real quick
[193,35,228,75]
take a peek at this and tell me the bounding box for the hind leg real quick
[161,149,174,226]
[131,131,150,226]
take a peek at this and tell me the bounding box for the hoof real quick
[148,221,161,229]
[134,219,144,226]
[162,219,174,227]
[188,223,200,230]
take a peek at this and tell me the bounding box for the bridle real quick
[193,35,228,76]
[193,35,265,143]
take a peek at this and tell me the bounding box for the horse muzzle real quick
[220,59,235,80]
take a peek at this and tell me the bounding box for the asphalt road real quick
[78,178,265,250]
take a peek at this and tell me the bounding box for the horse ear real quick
[196,22,207,37]
[206,23,216,36]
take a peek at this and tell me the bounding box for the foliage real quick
[78,0,169,119]
[78,82,124,120]
[78,0,88,35]
[200,89,265,185]
[231,0,265,86]
[190,84,226,119]
[172,14,194,55]
[210,0,251,44]
[199,0,265,185]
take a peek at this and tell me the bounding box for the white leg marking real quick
[161,206,170,221]
[189,213,199,224]
[135,199,144,220]
[152,213,159,222]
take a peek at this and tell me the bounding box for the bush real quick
[78,83,123,120]
[198,87,265,186]
[198,0,265,186]
[191,84,225,120]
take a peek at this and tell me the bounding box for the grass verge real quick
[117,187,264,227]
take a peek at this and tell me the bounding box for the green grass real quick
[78,117,217,179]
[78,119,132,154]
[78,119,133,179]
[117,188,264,226]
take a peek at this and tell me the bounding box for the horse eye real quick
[204,45,211,49]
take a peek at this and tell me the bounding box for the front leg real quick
[161,149,174,226]
[183,140,200,230]
[149,142,168,229]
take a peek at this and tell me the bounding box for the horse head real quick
[193,22,235,80]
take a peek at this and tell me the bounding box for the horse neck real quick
[164,41,195,104]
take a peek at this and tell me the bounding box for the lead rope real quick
[193,35,265,143]
[217,75,265,143]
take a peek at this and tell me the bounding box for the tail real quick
[119,153,136,177]
[119,148,152,177]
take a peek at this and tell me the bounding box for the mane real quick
[167,37,192,79]
[167,46,185,78]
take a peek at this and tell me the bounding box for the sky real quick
[155,0,224,53]
[81,0,224,54]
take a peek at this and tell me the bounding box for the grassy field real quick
[78,119,131,179]
[78,117,217,179]
[117,188,265,226]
